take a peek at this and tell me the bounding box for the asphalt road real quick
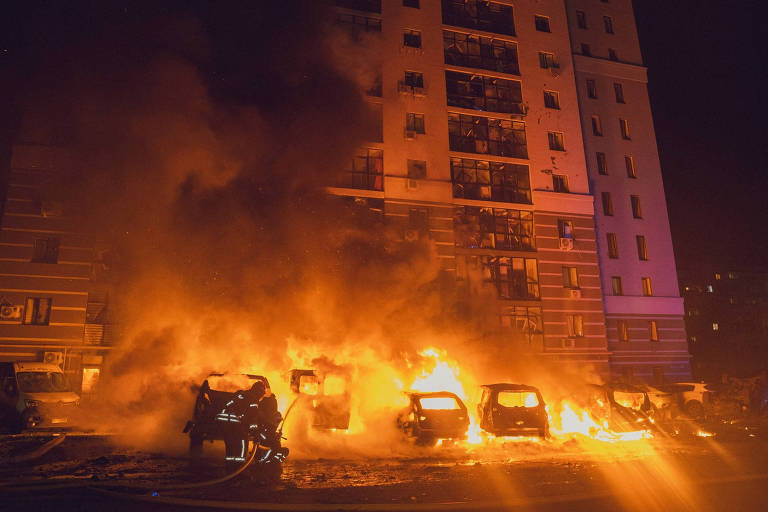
[1,419,767,511]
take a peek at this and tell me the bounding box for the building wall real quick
[564,0,690,382]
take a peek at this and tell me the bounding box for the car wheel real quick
[685,400,704,419]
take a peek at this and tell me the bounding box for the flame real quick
[550,401,651,442]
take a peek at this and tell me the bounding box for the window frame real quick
[611,276,623,296]
[619,118,631,139]
[636,235,648,260]
[614,82,625,103]
[575,10,587,29]
[607,232,619,259]
[538,51,558,69]
[601,191,614,216]
[562,266,579,289]
[617,319,629,341]
[552,173,569,193]
[625,155,637,178]
[642,277,653,296]
[596,152,608,175]
[534,15,551,33]
[630,195,643,219]
[548,131,565,151]
[23,297,52,326]
[568,314,585,338]
[586,79,597,99]
[591,115,603,136]
[406,112,425,133]
[603,15,614,34]
[543,90,560,109]
[403,29,422,48]
[649,320,660,342]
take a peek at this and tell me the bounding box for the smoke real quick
[13,1,602,455]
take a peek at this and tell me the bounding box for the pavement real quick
[1,417,767,511]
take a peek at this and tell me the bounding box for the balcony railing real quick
[337,171,383,191]
[442,0,516,37]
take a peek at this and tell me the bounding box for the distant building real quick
[681,269,768,379]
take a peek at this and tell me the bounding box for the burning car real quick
[477,384,549,438]
[0,362,79,432]
[396,391,469,446]
[587,383,654,432]
[289,369,351,430]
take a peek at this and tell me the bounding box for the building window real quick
[445,71,524,114]
[614,82,625,103]
[403,29,422,48]
[597,152,608,175]
[404,71,424,88]
[712,322,719,331]
[450,158,531,204]
[557,219,574,240]
[617,320,629,341]
[607,232,619,258]
[548,131,565,151]
[611,276,623,296]
[500,306,543,347]
[625,155,637,178]
[23,297,51,325]
[32,238,60,264]
[534,15,551,32]
[403,0,419,8]
[543,90,560,109]
[591,115,603,136]
[441,0,516,37]
[586,79,597,99]
[562,266,579,289]
[454,207,535,250]
[336,13,383,32]
[406,113,425,134]
[604,16,614,34]
[580,43,592,56]
[714,272,721,280]
[568,314,585,337]
[631,195,642,218]
[443,31,520,75]
[649,320,659,342]
[619,118,631,139]
[482,256,540,300]
[339,148,383,190]
[407,159,427,179]
[601,191,614,216]
[552,174,569,192]
[642,277,653,296]
[539,52,558,69]
[576,10,587,29]
[448,114,528,158]
[636,235,648,260]
[608,48,618,61]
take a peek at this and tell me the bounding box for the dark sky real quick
[1,1,765,273]
[632,1,766,271]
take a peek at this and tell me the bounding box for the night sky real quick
[1,1,765,273]
[633,1,765,272]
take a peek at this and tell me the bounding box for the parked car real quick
[638,384,678,421]
[289,368,351,430]
[477,383,549,438]
[674,382,715,419]
[585,383,654,432]
[397,391,469,446]
[0,362,79,432]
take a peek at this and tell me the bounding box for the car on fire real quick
[397,391,469,446]
[0,362,79,432]
[477,383,549,438]
[289,368,351,430]
[588,382,654,432]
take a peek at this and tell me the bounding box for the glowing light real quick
[419,397,460,410]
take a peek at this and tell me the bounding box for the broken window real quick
[483,256,540,300]
[407,159,427,179]
[611,276,623,295]
[534,15,551,32]
[406,113,425,134]
[454,207,535,250]
[339,148,383,191]
[32,238,60,264]
[552,174,569,192]
[548,131,565,151]
[441,0,516,37]
[24,297,51,325]
[403,29,422,48]
[448,113,528,159]
[597,152,608,174]
[607,232,619,258]
[443,31,520,75]
[404,71,424,88]
[450,157,531,204]
[538,52,558,69]
[500,306,543,347]
[568,314,584,337]
[562,266,579,288]
[445,71,524,114]
[543,90,560,109]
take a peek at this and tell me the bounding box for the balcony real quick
[443,31,520,76]
[441,0,516,37]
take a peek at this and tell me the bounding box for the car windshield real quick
[17,372,71,393]
[498,391,539,407]
[419,396,461,410]
[298,375,319,395]
[613,391,645,410]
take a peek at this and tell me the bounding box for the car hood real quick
[23,391,80,404]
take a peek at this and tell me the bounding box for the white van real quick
[0,362,80,432]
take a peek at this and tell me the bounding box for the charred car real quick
[586,383,654,432]
[289,369,351,430]
[478,383,549,438]
[397,391,469,445]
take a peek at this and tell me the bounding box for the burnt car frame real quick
[586,382,654,432]
[397,391,469,446]
[289,369,351,430]
[477,383,549,438]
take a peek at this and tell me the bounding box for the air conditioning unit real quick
[405,129,417,140]
[562,338,576,349]
[43,351,64,365]
[0,305,23,320]
[558,237,574,251]
[406,179,419,190]
[569,289,582,299]
[404,229,419,242]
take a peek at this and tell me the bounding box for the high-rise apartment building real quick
[332,0,689,382]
